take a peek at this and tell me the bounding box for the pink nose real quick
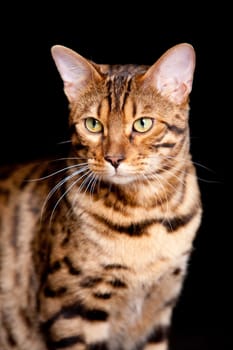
[104,155,125,168]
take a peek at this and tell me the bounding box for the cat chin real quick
[104,174,137,186]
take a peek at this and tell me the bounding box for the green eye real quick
[85,117,103,133]
[133,118,153,133]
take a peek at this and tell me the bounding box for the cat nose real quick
[104,155,125,168]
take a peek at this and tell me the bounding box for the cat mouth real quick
[91,163,139,185]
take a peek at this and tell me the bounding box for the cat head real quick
[51,44,195,186]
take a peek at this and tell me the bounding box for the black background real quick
[0,5,228,350]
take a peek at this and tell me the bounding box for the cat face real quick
[51,44,195,186]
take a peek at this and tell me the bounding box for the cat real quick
[0,43,202,350]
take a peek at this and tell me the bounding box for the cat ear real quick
[142,43,195,104]
[51,45,102,103]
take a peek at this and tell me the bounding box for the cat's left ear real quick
[141,43,195,104]
[51,45,102,103]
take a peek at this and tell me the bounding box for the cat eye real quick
[85,117,103,133]
[133,118,153,133]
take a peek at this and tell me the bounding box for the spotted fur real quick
[0,43,202,350]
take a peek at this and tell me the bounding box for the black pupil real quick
[140,119,145,127]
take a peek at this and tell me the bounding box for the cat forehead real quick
[96,63,149,77]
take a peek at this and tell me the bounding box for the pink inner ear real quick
[145,44,195,104]
[51,45,102,103]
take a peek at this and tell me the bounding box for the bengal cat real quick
[0,43,202,350]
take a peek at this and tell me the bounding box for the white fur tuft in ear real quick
[144,43,196,104]
[51,45,101,103]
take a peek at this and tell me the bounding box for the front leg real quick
[141,265,188,350]
[39,262,111,349]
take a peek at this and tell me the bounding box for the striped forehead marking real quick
[106,73,133,112]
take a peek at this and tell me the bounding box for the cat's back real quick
[0,160,50,350]
[0,160,50,215]
[0,159,49,264]
[0,159,55,280]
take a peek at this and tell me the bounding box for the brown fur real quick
[0,43,202,350]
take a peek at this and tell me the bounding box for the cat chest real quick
[74,213,197,272]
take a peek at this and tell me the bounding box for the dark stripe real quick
[88,341,109,350]
[93,213,150,236]
[113,75,127,110]
[61,228,72,246]
[48,260,62,274]
[154,142,176,148]
[61,236,69,246]
[147,325,170,343]
[122,90,129,111]
[172,268,181,275]
[106,79,112,111]
[49,335,84,348]
[44,286,67,298]
[163,121,186,135]
[2,313,17,346]
[80,276,103,288]
[155,163,173,175]
[67,129,83,153]
[109,278,127,288]
[174,113,183,120]
[174,167,188,205]
[162,208,198,232]
[74,143,87,151]
[104,264,128,270]
[20,163,44,189]
[0,188,10,205]
[41,303,109,330]
[69,125,87,151]
[163,297,178,308]
[63,256,81,275]
[132,100,137,118]
[94,292,112,299]
[182,248,192,256]
[122,78,132,110]
[151,129,168,144]
[97,100,103,117]
[7,332,17,346]
[11,204,20,249]
[102,187,137,209]
[62,304,108,321]
[59,182,76,217]
[93,206,198,236]
[20,308,32,327]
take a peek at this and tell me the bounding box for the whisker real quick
[165,155,216,173]
[49,169,92,226]
[83,172,99,197]
[40,166,89,222]
[160,160,221,184]
[149,152,215,185]
[29,162,88,181]
[63,171,97,220]
[57,140,72,145]
[195,177,222,184]
[149,153,214,173]
[79,172,94,194]
[50,157,87,162]
[90,175,99,196]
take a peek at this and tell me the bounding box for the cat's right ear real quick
[51,45,102,103]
